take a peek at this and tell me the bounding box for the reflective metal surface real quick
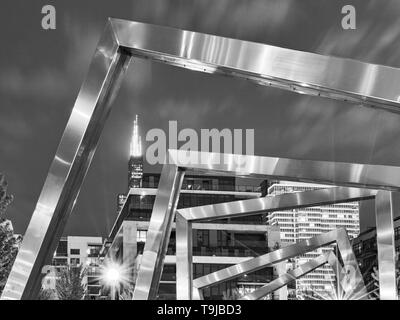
[327,251,345,299]
[192,229,364,293]
[375,191,398,300]
[5,17,400,299]
[239,253,330,300]
[175,187,372,300]
[179,186,376,221]
[1,23,131,300]
[110,19,400,113]
[169,150,400,192]
[335,226,367,299]
[132,164,185,300]
[176,213,193,300]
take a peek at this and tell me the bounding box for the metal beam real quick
[178,186,376,221]
[191,229,366,300]
[335,224,368,299]
[175,187,372,299]
[176,213,193,300]
[328,249,345,300]
[5,17,400,300]
[109,18,400,113]
[375,191,398,300]
[132,164,185,300]
[239,253,330,300]
[1,22,131,300]
[192,229,364,292]
[168,150,400,192]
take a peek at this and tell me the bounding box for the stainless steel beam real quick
[169,150,400,192]
[192,287,204,300]
[179,186,376,221]
[175,212,193,300]
[6,17,400,300]
[192,229,354,289]
[132,164,185,300]
[107,187,259,244]
[240,253,330,300]
[109,19,400,113]
[191,229,366,300]
[328,248,345,300]
[375,191,398,300]
[240,251,357,300]
[176,187,372,300]
[335,226,368,300]
[1,22,131,300]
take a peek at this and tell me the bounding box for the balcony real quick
[193,246,268,257]
[141,181,260,193]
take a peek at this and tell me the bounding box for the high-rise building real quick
[101,115,286,300]
[102,174,287,300]
[128,115,143,189]
[267,181,360,298]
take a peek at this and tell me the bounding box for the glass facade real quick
[267,182,361,297]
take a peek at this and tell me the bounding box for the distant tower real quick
[128,115,143,189]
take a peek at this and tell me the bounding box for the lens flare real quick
[98,257,132,292]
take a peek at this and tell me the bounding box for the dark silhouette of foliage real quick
[38,288,57,300]
[0,173,13,220]
[56,265,86,300]
[0,173,21,296]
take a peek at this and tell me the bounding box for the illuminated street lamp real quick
[100,260,126,300]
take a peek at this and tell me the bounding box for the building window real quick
[52,258,68,266]
[70,249,80,255]
[196,230,209,247]
[70,258,80,265]
[87,246,101,257]
[56,239,68,256]
[352,242,362,256]
[137,230,147,242]
[395,227,400,240]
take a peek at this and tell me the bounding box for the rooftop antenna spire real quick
[130,114,142,157]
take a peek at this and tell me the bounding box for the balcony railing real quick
[141,182,260,193]
[192,246,268,257]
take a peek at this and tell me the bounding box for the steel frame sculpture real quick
[104,185,371,300]
[149,151,399,301]
[190,232,363,300]
[2,18,400,300]
[175,187,375,300]
[239,251,343,300]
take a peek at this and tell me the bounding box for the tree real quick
[0,173,21,296]
[0,173,14,219]
[38,288,57,300]
[55,264,86,300]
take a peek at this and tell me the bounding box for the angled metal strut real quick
[3,18,400,300]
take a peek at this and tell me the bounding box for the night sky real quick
[1,0,400,237]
